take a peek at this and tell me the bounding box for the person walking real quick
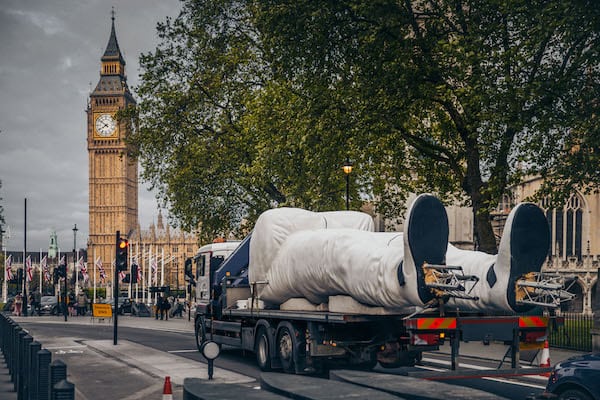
[13,293,23,316]
[77,291,87,316]
[32,289,42,316]
[160,294,170,320]
[155,296,163,320]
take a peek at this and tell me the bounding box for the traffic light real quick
[116,235,129,272]
[58,263,66,278]
[131,263,138,284]
[184,257,195,285]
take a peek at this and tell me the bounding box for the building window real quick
[172,246,178,253]
[542,193,584,260]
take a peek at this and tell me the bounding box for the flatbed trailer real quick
[194,292,550,374]
[189,238,555,375]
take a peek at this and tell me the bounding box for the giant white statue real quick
[248,194,550,313]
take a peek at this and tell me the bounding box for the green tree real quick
[129,0,599,252]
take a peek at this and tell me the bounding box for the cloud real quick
[1,0,182,251]
[6,9,64,36]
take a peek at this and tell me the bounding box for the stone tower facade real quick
[86,13,138,269]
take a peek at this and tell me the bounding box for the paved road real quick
[4,314,588,399]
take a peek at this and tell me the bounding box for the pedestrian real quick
[68,291,76,316]
[13,293,23,316]
[155,296,162,320]
[160,294,171,320]
[77,291,87,316]
[32,289,42,316]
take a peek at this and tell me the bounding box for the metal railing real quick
[0,312,75,400]
[548,312,594,352]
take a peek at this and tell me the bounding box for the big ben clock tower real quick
[87,11,138,269]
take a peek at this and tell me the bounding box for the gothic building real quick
[494,177,599,314]
[85,13,197,295]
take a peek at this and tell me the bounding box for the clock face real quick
[95,114,117,137]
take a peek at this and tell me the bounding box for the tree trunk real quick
[464,147,498,254]
[473,206,497,254]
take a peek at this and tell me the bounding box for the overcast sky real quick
[0,0,183,252]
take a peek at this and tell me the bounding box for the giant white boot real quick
[445,203,550,313]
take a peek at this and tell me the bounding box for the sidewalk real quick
[5,314,590,399]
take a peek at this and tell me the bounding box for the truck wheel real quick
[255,327,272,371]
[195,318,206,352]
[277,325,296,373]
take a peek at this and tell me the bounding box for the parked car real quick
[39,296,59,315]
[545,353,600,400]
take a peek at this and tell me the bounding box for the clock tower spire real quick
[87,10,138,272]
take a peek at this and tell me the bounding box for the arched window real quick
[542,194,584,260]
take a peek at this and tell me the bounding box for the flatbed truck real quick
[188,238,553,375]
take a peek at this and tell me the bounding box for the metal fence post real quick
[52,379,75,400]
[36,349,52,400]
[18,334,33,400]
[14,330,26,391]
[28,341,41,400]
[49,360,67,400]
[11,325,22,381]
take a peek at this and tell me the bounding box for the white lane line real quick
[167,349,198,353]
[423,357,548,380]
[420,357,548,390]
[44,345,87,350]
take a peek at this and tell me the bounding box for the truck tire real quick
[195,318,206,352]
[277,323,298,373]
[255,327,272,371]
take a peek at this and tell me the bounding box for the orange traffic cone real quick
[162,376,173,400]
[539,340,551,376]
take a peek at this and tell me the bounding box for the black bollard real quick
[28,341,41,400]
[11,325,23,381]
[49,359,67,400]
[52,379,74,400]
[14,330,26,391]
[19,334,33,400]
[36,349,52,400]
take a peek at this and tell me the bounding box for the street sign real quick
[92,303,113,318]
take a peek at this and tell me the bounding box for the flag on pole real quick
[26,256,33,282]
[80,261,89,283]
[41,255,50,282]
[5,255,13,281]
[96,257,106,283]
[151,257,157,284]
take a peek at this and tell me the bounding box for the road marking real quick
[167,349,198,353]
[44,345,87,350]
[420,358,547,389]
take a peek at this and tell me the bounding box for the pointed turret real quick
[92,8,134,101]
[102,8,126,66]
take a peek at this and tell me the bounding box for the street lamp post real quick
[72,224,78,300]
[342,158,353,210]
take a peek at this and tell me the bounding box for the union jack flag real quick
[79,258,89,282]
[151,257,157,284]
[41,255,50,282]
[26,256,33,282]
[96,257,106,283]
[5,255,13,280]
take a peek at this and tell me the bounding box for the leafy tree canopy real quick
[128,0,599,251]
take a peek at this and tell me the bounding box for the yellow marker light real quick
[439,332,446,339]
